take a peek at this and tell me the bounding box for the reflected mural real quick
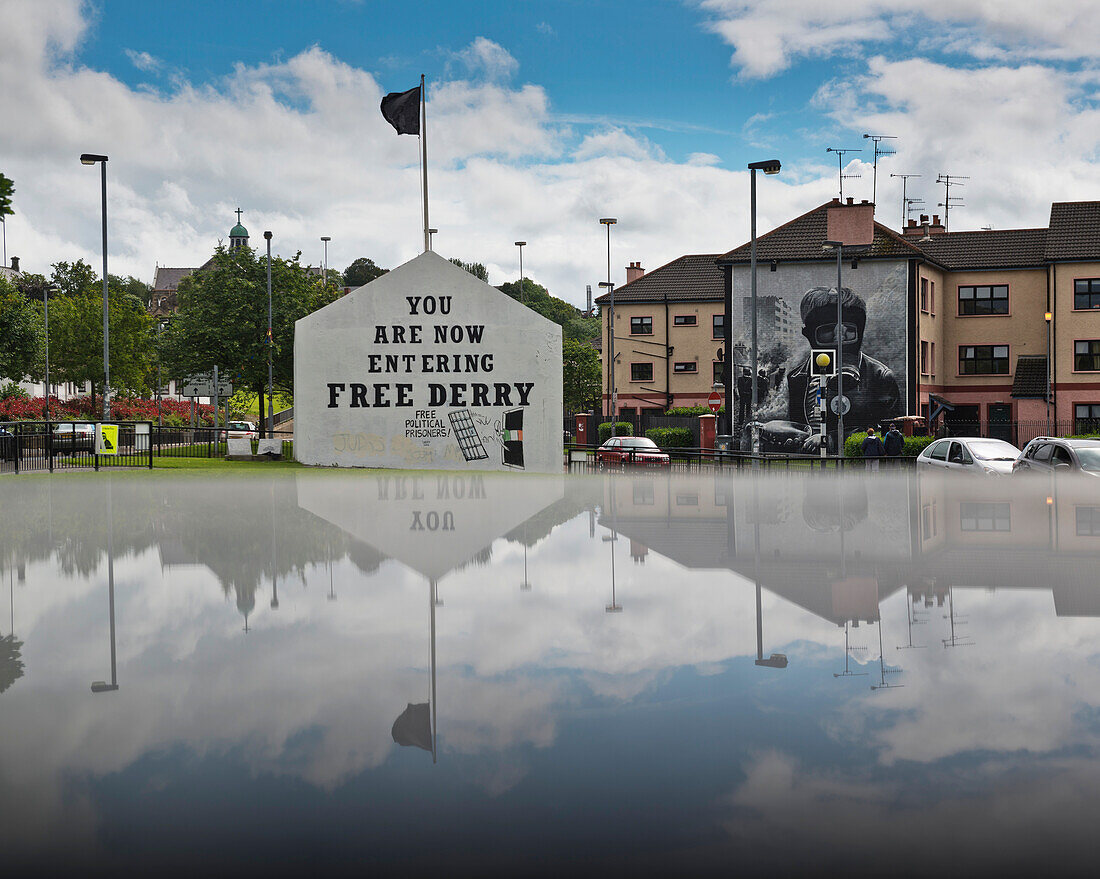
[1,469,1100,873]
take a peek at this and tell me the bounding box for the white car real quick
[916,437,1020,475]
[221,421,258,441]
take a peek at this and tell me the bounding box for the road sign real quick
[708,391,722,413]
[96,424,119,456]
[181,373,232,397]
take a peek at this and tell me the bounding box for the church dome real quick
[230,222,249,238]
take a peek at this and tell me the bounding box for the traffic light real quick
[810,349,836,377]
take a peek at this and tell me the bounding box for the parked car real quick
[916,437,1020,475]
[51,422,96,453]
[596,436,671,468]
[0,428,17,463]
[221,421,258,442]
[1012,437,1100,476]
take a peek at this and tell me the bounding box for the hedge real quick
[645,427,694,448]
[598,421,634,443]
[844,431,935,459]
[665,405,726,416]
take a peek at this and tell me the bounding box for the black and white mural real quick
[730,260,907,453]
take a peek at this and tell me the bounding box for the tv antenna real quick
[890,173,921,230]
[871,618,904,691]
[936,173,968,233]
[862,134,897,211]
[826,147,862,201]
[833,621,869,678]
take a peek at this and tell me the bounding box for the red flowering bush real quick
[0,395,217,425]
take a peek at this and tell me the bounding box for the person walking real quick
[884,423,904,464]
[861,427,886,471]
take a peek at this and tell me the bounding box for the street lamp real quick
[1045,310,1053,435]
[823,240,846,452]
[80,153,110,421]
[428,227,438,249]
[745,160,781,450]
[320,236,330,287]
[599,280,615,419]
[44,284,58,422]
[515,241,526,303]
[264,230,273,439]
[599,218,617,421]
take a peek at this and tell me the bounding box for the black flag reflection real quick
[391,702,432,751]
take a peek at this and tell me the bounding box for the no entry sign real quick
[708,391,722,413]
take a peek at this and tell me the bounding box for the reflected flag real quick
[380,86,421,136]
[502,408,524,469]
[391,702,432,751]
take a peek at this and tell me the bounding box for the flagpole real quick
[420,73,430,252]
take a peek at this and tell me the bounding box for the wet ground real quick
[1,469,1099,876]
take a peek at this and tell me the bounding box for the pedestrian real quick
[736,367,753,425]
[861,427,885,471]
[884,422,904,463]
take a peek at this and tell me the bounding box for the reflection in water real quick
[2,469,1100,872]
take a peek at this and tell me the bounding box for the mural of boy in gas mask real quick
[788,285,900,450]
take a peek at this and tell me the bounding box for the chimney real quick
[625,261,644,284]
[928,214,946,235]
[920,214,929,224]
[903,219,923,237]
[846,197,854,205]
[9,256,18,272]
[826,200,874,247]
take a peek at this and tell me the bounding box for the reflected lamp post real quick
[79,153,110,421]
[746,160,781,451]
[91,481,118,693]
[599,218,617,420]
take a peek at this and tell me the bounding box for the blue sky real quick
[3,0,1099,302]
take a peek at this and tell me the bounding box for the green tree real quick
[48,286,153,401]
[449,258,489,282]
[50,260,99,298]
[160,245,336,435]
[0,173,13,225]
[563,339,602,412]
[498,277,598,342]
[0,276,42,382]
[343,257,388,287]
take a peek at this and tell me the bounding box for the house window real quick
[1076,507,1100,536]
[673,314,697,326]
[959,345,1009,375]
[630,362,653,382]
[1075,404,1100,434]
[713,362,724,383]
[958,284,1008,315]
[930,342,935,375]
[1074,340,1100,372]
[712,314,725,339]
[675,494,699,506]
[673,361,697,373]
[633,481,655,506]
[960,502,1011,532]
[920,278,928,312]
[921,340,930,375]
[930,280,935,314]
[1075,278,1100,310]
[630,316,653,335]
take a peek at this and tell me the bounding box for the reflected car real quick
[596,436,670,468]
[51,422,96,452]
[0,427,16,462]
[916,437,1020,475]
[1012,437,1100,476]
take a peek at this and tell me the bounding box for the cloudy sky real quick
[2,0,1099,305]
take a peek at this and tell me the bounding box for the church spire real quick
[229,208,249,250]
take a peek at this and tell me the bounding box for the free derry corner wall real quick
[294,251,563,473]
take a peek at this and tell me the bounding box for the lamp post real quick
[599,218,617,421]
[44,285,58,422]
[320,236,330,287]
[515,241,526,303]
[428,227,437,250]
[823,240,846,453]
[264,231,273,439]
[80,153,110,421]
[91,480,118,693]
[746,160,781,451]
[1045,311,1053,435]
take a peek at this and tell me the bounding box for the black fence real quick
[563,442,888,474]
[1,421,154,474]
[151,426,293,459]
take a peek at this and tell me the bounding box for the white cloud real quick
[123,49,162,73]
[451,36,519,80]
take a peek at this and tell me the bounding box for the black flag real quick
[380,86,421,135]
[391,702,432,751]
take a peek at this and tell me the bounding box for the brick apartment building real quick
[597,198,1100,441]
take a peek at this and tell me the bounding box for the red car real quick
[596,436,670,468]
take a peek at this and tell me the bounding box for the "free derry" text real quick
[327,382,534,409]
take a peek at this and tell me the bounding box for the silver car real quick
[916,437,1020,475]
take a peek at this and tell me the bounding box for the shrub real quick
[845,431,935,458]
[0,381,29,402]
[665,405,725,416]
[598,421,634,443]
[645,427,694,448]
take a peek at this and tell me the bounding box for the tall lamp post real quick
[320,236,330,287]
[427,228,438,250]
[515,241,526,302]
[746,160,781,451]
[823,240,846,452]
[44,285,58,422]
[264,231,274,438]
[599,218,617,421]
[80,153,110,421]
[1045,310,1053,435]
